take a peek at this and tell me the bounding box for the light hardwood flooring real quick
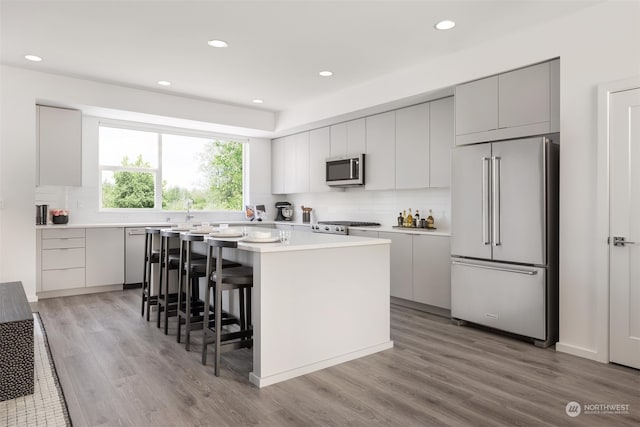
[33,289,639,427]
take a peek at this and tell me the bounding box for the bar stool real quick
[156,229,182,334]
[176,233,241,350]
[176,232,207,350]
[141,227,165,321]
[202,238,254,376]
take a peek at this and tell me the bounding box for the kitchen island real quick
[217,228,393,387]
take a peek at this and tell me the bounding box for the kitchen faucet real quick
[185,199,194,222]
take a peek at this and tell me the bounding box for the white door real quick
[610,87,640,369]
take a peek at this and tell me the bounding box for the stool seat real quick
[192,259,240,275]
[211,266,253,286]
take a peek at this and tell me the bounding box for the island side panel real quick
[250,243,392,387]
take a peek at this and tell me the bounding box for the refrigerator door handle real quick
[452,260,538,276]
[482,157,491,245]
[492,156,501,246]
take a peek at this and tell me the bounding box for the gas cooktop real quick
[312,221,381,235]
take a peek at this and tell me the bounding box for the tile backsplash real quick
[285,187,451,231]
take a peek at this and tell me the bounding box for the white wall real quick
[277,1,640,362]
[0,66,275,301]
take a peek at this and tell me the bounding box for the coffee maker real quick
[275,201,293,222]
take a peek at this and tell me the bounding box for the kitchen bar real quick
[209,228,393,387]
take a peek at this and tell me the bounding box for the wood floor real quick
[33,289,638,427]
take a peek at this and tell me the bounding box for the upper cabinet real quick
[330,118,365,156]
[271,136,286,194]
[308,127,332,193]
[429,97,454,188]
[271,132,310,195]
[365,111,396,191]
[37,105,82,186]
[455,59,559,145]
[292,132,309,194]
[271,98,455,195]
[395,103,430,189]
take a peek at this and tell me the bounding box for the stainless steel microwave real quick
[326,154,365,187]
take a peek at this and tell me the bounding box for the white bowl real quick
[250,231,272,239]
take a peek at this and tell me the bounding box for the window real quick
[99,123,245,211]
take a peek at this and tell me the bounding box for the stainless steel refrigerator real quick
[451,134,559,347]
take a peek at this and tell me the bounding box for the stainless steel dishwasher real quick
[125,227,146,285]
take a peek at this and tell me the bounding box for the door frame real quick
[596,75,640,363]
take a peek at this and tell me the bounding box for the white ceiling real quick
[1,1,599,114]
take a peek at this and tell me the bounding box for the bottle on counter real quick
[397,212,404,226]
[402,210,407,226]
[406,208,413,228]
[426,209,435,229]
[414,210,420,228]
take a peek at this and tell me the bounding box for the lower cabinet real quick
[86,228,125,287]
[378,231,451,310]
[38,227,125,294]
[40,228,86,292]
[412,235,451,309]
[378,232,413,300]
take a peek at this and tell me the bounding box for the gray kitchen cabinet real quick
[412,235,451,309]
[37,105,82,186]
[86,228,124,287]
[283,135,296,194]
[395,103,430,189]
[429,97,454,188]
[498,61,550,130]
[38,228,86,292]
[330,118,366,156]
[309,127,331,192]
[379,231,412,300]
[271,137,285,194]
[293,132,310,193]
[365,111,396,190]
[272,132,310,194]
[348,229,379,238]
[455,59,559,145]
[455,75,498,140]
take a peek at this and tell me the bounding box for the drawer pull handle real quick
[451,260,537,275]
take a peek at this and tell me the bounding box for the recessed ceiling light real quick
[157,80,171,86]
[208,39,228,48]
[25,55,42,62]
[319,71,333,77]
[252,99,264,104]
[435,20,456,30]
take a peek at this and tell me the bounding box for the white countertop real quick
[35,220,276,229]
[349,225,451,237]
[213,227,390,253]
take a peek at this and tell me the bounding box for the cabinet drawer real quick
[42,268,85,291]
[451,259,546,340]
[42,237,85,249]
[42,228,85,239]
[42,248,85,270]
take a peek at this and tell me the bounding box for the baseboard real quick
[37,284,123,299]
[123,283,142,290]
[556,342,608,363]
[390,297,451,318]
[249,341,394,388]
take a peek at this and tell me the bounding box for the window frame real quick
[97,119,248,213]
